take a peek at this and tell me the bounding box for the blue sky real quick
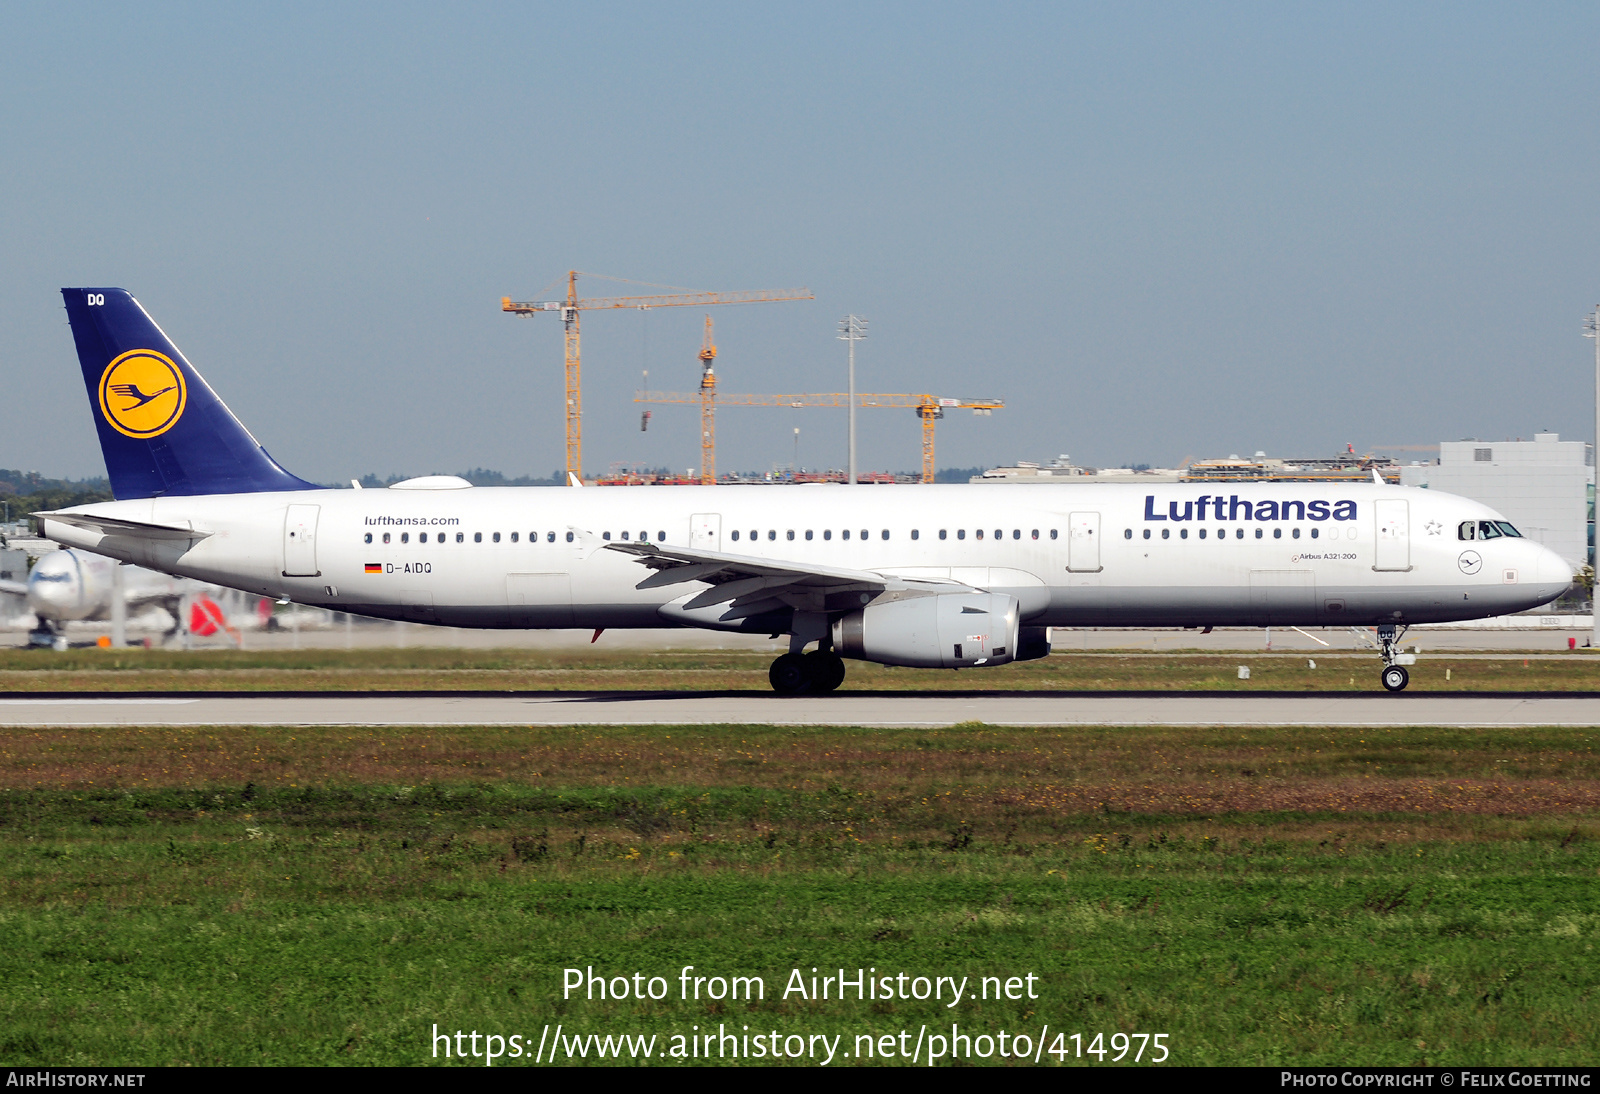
[4,3,1599,480]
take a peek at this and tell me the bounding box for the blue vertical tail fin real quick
[61,288,320,499]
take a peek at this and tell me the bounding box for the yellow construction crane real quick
[501,272,812,480]
[635,388,1003,484]
[698,316,717,484]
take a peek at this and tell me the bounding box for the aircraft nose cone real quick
[26,554,80,617]
[1536,546,1575,590]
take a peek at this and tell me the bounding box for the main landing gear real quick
[1377,623,1413,693]
[768,648,847,695]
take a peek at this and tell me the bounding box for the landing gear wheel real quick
[769,652,812,694]
[803,650,846,693]
[1381,665,1409,693]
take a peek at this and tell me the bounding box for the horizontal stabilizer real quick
[33,511,211,541]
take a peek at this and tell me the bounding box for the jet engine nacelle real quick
[832,591,1021,668]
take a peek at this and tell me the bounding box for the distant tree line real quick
[347,469,568,489]
[934,466,988,483]
[0,470,114,535]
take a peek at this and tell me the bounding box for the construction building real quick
[1400,433,1594,571]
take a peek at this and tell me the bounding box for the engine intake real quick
[832,592,1021,668]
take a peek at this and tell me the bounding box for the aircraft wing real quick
[604,541,975,619]
[32,512,211,541]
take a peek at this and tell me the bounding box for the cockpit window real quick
[1458,521,1476,540]
[1477,520,1503,540]
[1495,521,1522,538]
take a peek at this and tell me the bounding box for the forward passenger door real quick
[1374,500,1411,572]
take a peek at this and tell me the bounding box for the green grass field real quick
[2,645,1599,693]
[1,719,1596,1066]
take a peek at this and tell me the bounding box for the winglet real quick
[1372,469,1382,485]
[567,472,583,487]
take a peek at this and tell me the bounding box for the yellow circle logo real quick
[98,350,187,439]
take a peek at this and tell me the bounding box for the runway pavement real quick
[3,691,1600,727]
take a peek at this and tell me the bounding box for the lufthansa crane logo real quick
[97,350,187,439]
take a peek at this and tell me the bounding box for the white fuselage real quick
[23,549,184,623]
[38,481,1573,634]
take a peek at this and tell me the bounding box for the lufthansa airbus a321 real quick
[35,288,1574,692]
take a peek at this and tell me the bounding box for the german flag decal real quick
[365,563,382,574]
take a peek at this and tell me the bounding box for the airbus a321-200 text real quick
[36,288,1573,692]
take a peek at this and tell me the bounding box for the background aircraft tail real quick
[60,288,320,499]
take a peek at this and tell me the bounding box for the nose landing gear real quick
[1376,623,1413,692]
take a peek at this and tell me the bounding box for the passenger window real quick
[1050,529,1058,540]
[1292,528,1300,539]
[1123,528,1132,539]
[860,529,868,540]
[957,529,966,540]
[602,532,610,541]
[473,532,482,543]
[842,529,850,540]
[910,529,919,540]
[1255,528,1262,539]
[881,529,889,540]
[750,530,757,541]
[786,530,795,541]
[976,529,984,540]
[805,530,814,541]
[824,529,832,540]
[1478,520,1503,540]
[565,532,574,543]
[1310,528,1319,539]
[383,532,391,544]
[1142,529,1151,540]
[768,530,777,541]
[1012,529,1020,540]
[422,533,431,543]
[401,532,409,543]
[493,532,502,543]
[1235,528,1243,539]
[364,533,372,544]
[1162,528,1170,540]
[1273,528,1281,539]
[658,531,666,541]
[1180,529,1188,539]
[939,529,947,540]
[1199,529,1207,540]
[994,529,1002,540]
[731,530,740,541]
[510,532,518,543]
[1459,521,1476,540]
[1031,529,1039,540]
[457,532,465,543]
[548,532,556,543]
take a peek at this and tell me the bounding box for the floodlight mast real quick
[838,315,868,484]
[1586,306,1600,647]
